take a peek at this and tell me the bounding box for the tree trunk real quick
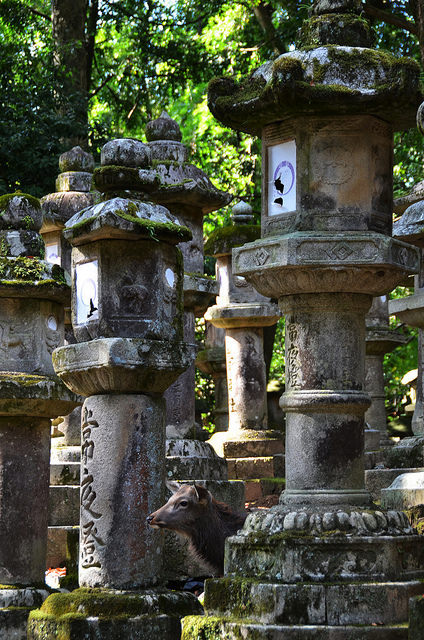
[52,0,89,147]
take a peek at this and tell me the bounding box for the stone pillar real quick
[196,321,229,432]
[204,201,283,484]
[41,146,96,576]
[143,113,245,580]
[0,193,78,637]
[365,295,407,448]
[27,139,202,639]
[183,2,424,637]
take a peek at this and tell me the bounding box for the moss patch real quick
[0,192,41,212]
[0,257,67,286]
[204,224,260,256]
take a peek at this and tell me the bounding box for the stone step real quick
[204,577,423,625]
[365,467,424,501]
[244,478,285,501]
[227,454,285,479]
[48,485,79,527]
[50,462,80,486]
[182,618,408,640]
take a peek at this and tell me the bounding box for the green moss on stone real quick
[204,224,260,257]
[0,192,41,213]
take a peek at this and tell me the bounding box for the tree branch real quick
[28,5,51,21]
[363,3,418,35]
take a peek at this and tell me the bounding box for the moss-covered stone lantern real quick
[0,193,78,636]
[204,201,283,480]
[183,1,424,638]
[27,140,202,638]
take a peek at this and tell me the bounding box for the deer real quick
[147,482,247,576]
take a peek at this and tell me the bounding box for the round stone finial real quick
[311,0,361,14]
[101,138,152,168]
[0,192,43,231]
[230,200,254,225]
[417,102,424,137]
[59,146,95,173]
[145,111,182,142]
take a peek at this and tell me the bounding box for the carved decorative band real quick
[280,390,371,413]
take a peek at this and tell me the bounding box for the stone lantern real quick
[27,140,202,638]
[141,113,245,581]
[145,111,230,440]
[41,145,97,575]
[204,201,283,482]
[183,1,424,637]
[0,193,78,636]
[41,146,97,275]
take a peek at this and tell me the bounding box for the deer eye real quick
[179,500,188,507]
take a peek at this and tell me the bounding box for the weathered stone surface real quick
[389,291,424,328]
[381,471,424,510]
[0,588,50,640]
[365,467,424,501]
[28,589,202,640]
[233,232,419,296]
[206,302,280,328]
[165,439,228,480]
[48,485,79,526]
[384,436,424,468]
[183,273,217,314]
[409,594,424,640]
[78,396,165,589]
[101,138,151,168]
[394,180,424,215]
[226,454,284,479]
[56,171,93,193]
[0,230,45,258]
[225,531,422,583]
[0,417,51,584]
[0,298,64,375]
[204,577,422,625]
[0,373,79,417]
[59,146,95,173]
[392,200,424,246]
[53,338,197,396]
[49,462,80,485]
[41,191,96,227]
[145,111,182,142]
[208,49,421,136]
[183,618,409,639]
[46,526,79,573]
[0,192,43,230]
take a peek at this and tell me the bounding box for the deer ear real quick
[194,484,211,505]
[165,480,181,494]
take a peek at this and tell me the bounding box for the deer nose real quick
[146,515,154,524]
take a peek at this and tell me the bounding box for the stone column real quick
[183,2,424,637]
[143,112,245,580]
[0,193,78,637]
[365,295,407,448]
[196,321,229,432]
[204,201,283,483]
[27,139,202,639]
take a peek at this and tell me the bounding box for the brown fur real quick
[147,483,247,575]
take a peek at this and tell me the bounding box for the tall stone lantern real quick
[28,140,202,639]
[183,1,424,637]
[0,193,78,636]
[204,201,283,480]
